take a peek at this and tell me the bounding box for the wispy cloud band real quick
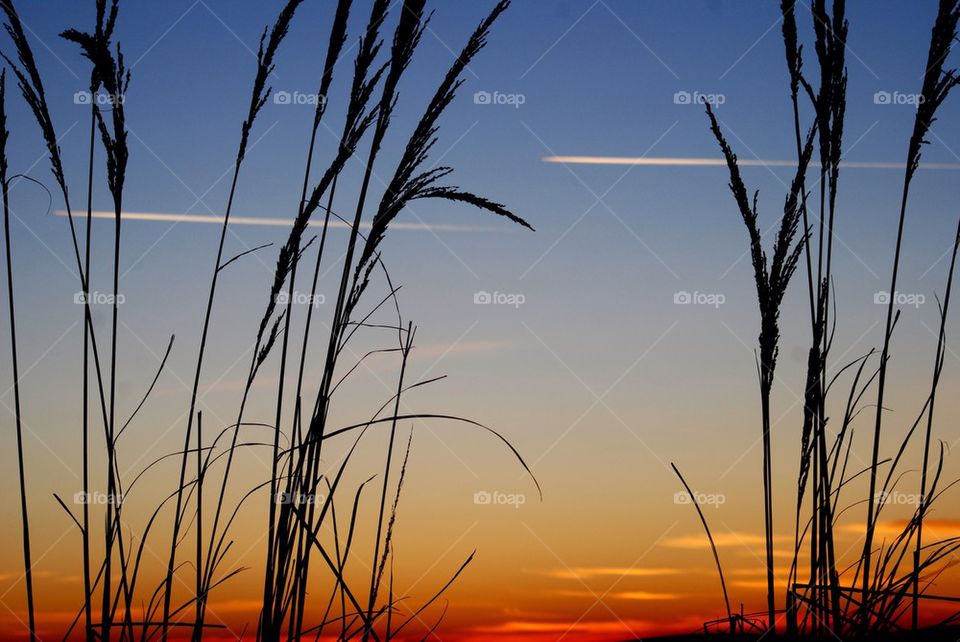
[543,156,960,170]
[55,210,499,233]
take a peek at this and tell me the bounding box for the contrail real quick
[543,155,960,170]
[55,210,499,232]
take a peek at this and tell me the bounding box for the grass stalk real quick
[671,463,732,633]
[0,4,533,640]
[0,3,120,636]
[0,68,36,642]
[193,411,203,642]
[862,2,960,628]
[265,4,351,636]
[81,93,97,642]
[705,100,814,632]
[911,217,960,628]
[365,324,414,637]
[168,3,304,638]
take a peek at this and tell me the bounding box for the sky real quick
[2,0,960,640]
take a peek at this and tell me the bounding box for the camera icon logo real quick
[74,91,92,105]
[873,91,892,105]
[274,91,292,105]
[673,91,691,105]
[473,491,492,505]
[874,291,891,305]
[474,290,492,305]
[673,291,692,305]
[673,491,692,505]
[473,90,492,105]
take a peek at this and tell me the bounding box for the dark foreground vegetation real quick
[670,0,960,637]
[1,0,536,640]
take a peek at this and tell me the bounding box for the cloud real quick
[537,566,679,580]
[731,579,771,590]
[191,339,513,394]
[613,591,681,601]
[554,589,680,601]
[542,156,960,170]
[728,567,768,577]
[665,531,767,549]
[842,518,960,538]
[464,615,712,642]
[0,570,79,584]
[57,210,500,233]
[341,339,515,377]
[203,599,264,614]
[408,339,514,360]
[471,618,655,634]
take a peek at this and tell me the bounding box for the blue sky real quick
[5,0,960,517]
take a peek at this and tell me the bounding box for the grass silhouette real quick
[670,0,960,637]
[0,1,536,640]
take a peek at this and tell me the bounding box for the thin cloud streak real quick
[555,589,680,601]
[471,619,655,634]
[537,566,679,580]
[842,518,960,537]
[665,532,792,550]
[56,210,502,233]
[543,155,960,170]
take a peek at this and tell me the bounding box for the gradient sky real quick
[2,1,960,640]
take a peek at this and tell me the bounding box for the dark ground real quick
[631,628,960,642]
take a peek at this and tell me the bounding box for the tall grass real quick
[783,0,848,633]
[671,463,733,633]
[0,1,537,641]
[912,218,960,628]
[185,3,308,638]
[256,2,536,639]
[704,98,815,632]
[687,0,960,636]
[862,2,960,631]
[1,0,116,637]
[265,1,350,636]
[63,10,131,639]
[0,66,36,642]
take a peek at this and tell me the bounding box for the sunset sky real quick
[2,1,960,640]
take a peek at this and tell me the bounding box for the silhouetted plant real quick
[704,98,815,632]
[687,1,960,637]
[863,1,960,630]
[0,2,537,642]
